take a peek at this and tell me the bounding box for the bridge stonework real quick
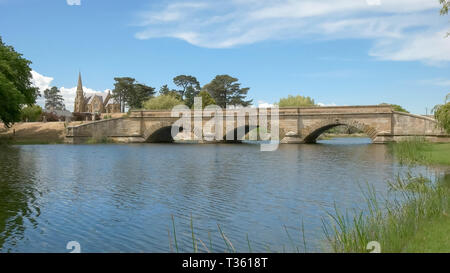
[65,106,450,144]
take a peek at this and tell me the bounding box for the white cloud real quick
[134,0,448,64]
[257,100,274,108]
[31,71,108,111]
[317,102,338,107]
[31,70,54,92]
[66,0,81,6]
[419,78,450,87]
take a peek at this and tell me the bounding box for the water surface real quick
[0,138,433,252]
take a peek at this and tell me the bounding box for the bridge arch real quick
[301,119,379,143]
[143,121,178,143]
[223,125,260,142]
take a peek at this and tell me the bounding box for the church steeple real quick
[74,72,86,113]
[76,72,83,96]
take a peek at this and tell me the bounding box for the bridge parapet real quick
[65,106,450,144]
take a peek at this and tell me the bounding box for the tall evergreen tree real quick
[127,83,155,109]
[159,84,182,100]
[112,77,135,112]
[173,75,200,100]
[202,75,252,108]
[44,86,65,110]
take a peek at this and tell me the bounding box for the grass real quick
[84,137,114,144]
[389,137,450,165]
[323,173,450,253]
[323,138,450,253]
[167,215,308,253]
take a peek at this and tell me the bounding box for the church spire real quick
[76,72,83,96]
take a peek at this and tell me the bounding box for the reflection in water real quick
[0,138,441,252]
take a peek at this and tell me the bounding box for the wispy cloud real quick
[134,0,449,64]
[419,78,450,87]
[66,0,81,6]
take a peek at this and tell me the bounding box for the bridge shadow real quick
[145,126,179,143]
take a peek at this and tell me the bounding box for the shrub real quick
[277,95,316,107]
[192,91,216,109]
[143,95,185,110]
[20,105,42,122]
[433,94,450,133]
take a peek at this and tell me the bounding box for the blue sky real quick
[0,0,449,113]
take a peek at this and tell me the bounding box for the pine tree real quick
[44,86,65,110]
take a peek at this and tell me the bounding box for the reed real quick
[322,173,450,253]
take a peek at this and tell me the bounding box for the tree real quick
[185,86,200,108]
[44,86,65,110]
[0,36,39,127]
[143,95,185,110]
[380,103,409,113]
[194,90,216,109]
[433,93,450,133]
[159,84,182,100]
[441,0,449,15]
[173,75,200,100]
[112,77,135,112]
[440,0,449,35]
[127,83,155,109]
[20,105,43,122]
[277,95,316,107]
[202,75,252,108]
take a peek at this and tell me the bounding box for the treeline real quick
[111,74,252,111]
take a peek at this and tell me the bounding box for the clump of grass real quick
[85,136,114,144]
[388,137,430,165]
[168,215,309,253]
[323,173,449,253]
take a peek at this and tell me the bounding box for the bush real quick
[192,91,216,109]
[433,102,450,134]
[143,95,185,110]
[41,111,61,122]
[277,95,316,107]
[20,105,42,122]
[380,103,409,113]
[71,112,100,122]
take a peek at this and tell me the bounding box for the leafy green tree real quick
[112,77,135,112]
[380,103,409,113]
[202,75,252,108]
[173,75,200,100]
[159,84,182,100]
[143,95,185,110]
[44,86,65,110]
[20,105,43,122]
[193,90,216,109]
[185,86,200,108]
[127,83,155,109]
[441,0,449,15]
[433,93,450,133]
[277,95,316,107]
[0,37,39,127]
[440,0,449,35]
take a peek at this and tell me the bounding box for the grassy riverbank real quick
[389,138,450,166]
[326,139,450,253]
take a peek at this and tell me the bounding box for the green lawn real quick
[403,213,450,253]
[422,143,450,165]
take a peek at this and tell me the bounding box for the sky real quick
[0,0,449,113]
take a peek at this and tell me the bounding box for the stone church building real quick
[74,73,120,114]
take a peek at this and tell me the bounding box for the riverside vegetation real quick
[325,138,450,253]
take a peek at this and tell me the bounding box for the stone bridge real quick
[65,105,449,144]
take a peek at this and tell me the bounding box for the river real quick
[0,138,434,252]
